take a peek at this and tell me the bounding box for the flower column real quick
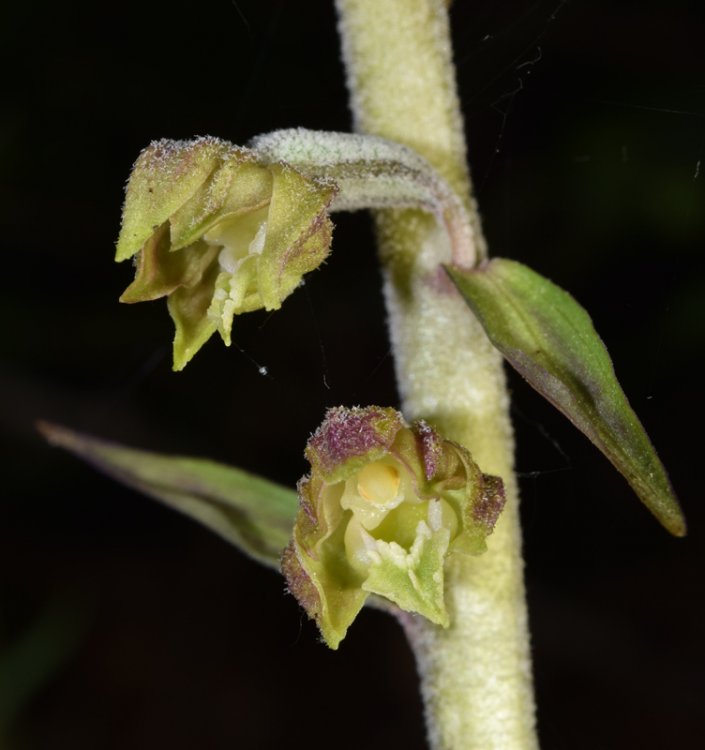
[335,1,539,749]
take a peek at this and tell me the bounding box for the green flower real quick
[282,406,505,649]
[116,136,337,370]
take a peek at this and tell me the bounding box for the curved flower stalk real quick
[282,406,505,649]
[251,128,478,266]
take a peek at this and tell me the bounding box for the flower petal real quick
[169,154,272,251]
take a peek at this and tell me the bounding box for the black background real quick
[1,0,704,748]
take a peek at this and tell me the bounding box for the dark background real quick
[1,0,703,748]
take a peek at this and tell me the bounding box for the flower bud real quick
[116,137,337,370]
[282,406,505,649]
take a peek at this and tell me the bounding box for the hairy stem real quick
[335,1,539,748]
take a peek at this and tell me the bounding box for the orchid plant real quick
[42,1,685,749]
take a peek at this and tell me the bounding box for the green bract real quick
[116,136,337,370]
[447,259,686,537]
[282,406,505,649]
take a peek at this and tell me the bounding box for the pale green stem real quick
[335,1,538,749]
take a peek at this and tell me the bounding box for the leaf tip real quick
[665,509,687,538]
[36,420,69,448]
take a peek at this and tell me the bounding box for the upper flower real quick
[116,136,337,370]
[282,406,505,649]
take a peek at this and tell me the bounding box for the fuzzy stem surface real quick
[335,1,539,748]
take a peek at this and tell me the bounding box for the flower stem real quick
[335,1,539,748]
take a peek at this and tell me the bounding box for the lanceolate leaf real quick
[446,259,686,537]
[40,423,298,567]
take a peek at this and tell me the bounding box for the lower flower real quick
[282,406,505,649]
